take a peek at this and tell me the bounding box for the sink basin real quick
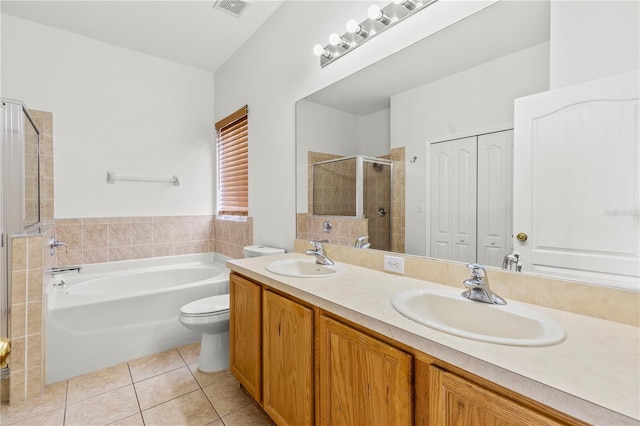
[391,288,565,346]
[266,258,344,278]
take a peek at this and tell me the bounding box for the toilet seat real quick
[180,294,229,317]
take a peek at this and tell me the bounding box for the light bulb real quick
[367,4,391,25]
[367,5,382,20]
[392,0,417,10]
[329,33,341,46]
[313,44,334,59]
[346,19,360,33]
[346,19,369,38]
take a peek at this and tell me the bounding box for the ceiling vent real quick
[213,0,249,17]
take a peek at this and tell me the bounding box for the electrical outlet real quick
[384,255,405,274]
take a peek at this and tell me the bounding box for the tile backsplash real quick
[54,215,254,266]
[294,239,639,327]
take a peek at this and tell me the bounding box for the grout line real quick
[126,362,144,424]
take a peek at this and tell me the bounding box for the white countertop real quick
[227,253,640,425]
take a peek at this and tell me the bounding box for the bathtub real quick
[45,253,230,383]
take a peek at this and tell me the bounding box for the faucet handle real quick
[466,263,486,279]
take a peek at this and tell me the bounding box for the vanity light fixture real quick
[313,0,437,67]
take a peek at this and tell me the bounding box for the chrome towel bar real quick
[106,171,180,186]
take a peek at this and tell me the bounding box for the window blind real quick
[215,106,248,216]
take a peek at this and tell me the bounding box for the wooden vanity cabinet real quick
[318,315,413,426]
[262,290,314,426]
[230,272,584,426]
[229,273,263,402]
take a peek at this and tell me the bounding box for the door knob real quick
[0,337,10,368]
[516,232,528,242]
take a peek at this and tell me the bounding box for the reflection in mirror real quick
[311,155,393,250]
[295,0,640,289]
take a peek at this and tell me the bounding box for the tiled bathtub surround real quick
[28,110,54,225]
[8,225,55,405]
[54,215,255,266]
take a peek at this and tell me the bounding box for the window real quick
[215,105,248,216]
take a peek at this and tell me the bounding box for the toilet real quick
[179,245,284,372]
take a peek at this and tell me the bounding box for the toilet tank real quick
[243,245,285,258]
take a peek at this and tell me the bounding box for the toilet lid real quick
[181,294,230,316]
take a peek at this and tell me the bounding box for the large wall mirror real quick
[296,0,640,290]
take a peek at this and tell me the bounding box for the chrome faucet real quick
[502,250,522,272]
[51,266,82,275]
[49,237,69,255]
[354,235,371,249]
[462,263,506,305]
[305,240,334,266]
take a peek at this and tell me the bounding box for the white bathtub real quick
[45,253,230,383]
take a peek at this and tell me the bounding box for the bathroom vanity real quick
[227,253,639,425]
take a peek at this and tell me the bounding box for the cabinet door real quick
[263,291,314,426]
[229,273,262,402]
[429,365,563,426]
[318,315,412,426]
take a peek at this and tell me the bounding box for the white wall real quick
[550,0,640,89]
[215,0,497,251]
[1,14,215,218]
[392,42,550,256]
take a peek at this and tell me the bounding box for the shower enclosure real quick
[312,155,393,251]
[1,99,41,381]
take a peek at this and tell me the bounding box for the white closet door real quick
[430,137,477,263]
[477,130,513,268]
[513,70,639,288]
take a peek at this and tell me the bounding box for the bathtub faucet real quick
[51,266,82,275]
[49,237,69,255]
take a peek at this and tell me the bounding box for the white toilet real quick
[179,245,284,372]
[179,294,230,372]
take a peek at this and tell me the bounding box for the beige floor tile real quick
[176,341,200,365]
[0,381,67,424]
[128,349,186,382]
[188,365,233,388]
[220,403,274,426]
[204,419,224,426]
[64,384,139,426]
[134,366,199,411]
[67,362,132,404]
[108,412,145,426]
[202,373,252,417]
[8,407,64,426]
[142,389,219,426]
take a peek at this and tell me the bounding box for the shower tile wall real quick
[28,110,54,225]
[390,147,405,253]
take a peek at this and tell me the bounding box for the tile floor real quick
[0,342,274,426]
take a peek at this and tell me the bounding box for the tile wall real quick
[8,226,55,404]
[297,214,368,247]
[28,110,54,225]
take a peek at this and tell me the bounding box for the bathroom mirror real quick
[295,1,639,288]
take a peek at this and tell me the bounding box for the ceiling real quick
[304,0,550,116]
[1,0,284,72]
